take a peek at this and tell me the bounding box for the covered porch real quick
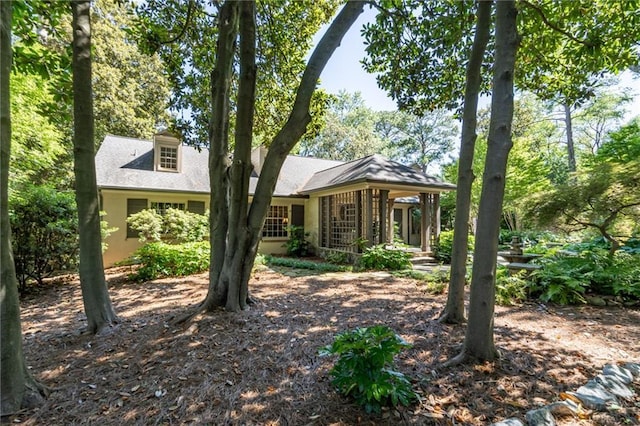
[316,187,442,254]
[299,154,456,256]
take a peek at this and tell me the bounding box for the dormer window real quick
[159,146,178,170]
[153,131,182,172]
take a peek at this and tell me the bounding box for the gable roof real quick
[300,154,456,193]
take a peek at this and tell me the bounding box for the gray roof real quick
[249,154,343,196]
[300,154,456,193]
[96,136,455,196]
[96,135,210,193]
[95,135,344,196]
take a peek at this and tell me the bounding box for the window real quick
[159,146,178,170]
[187,200,205,215]
[262,205,288,238]
[126,198,148,238]
[151,202,185,215]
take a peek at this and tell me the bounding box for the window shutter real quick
[187,200,205,215]
[126,198,148,238]
[291,204,304,227]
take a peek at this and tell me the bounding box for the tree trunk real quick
[452,0,519,364]
[1,1,47,414]
[71,0,118,334]
[199,1,365,313]
[564,102,576,173]
[440,0,492,324]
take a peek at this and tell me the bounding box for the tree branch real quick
[520,0,592,47]
[158,0,196,45]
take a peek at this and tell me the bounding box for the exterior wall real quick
[101,189,309,266]
[100,189,209,266]
[257,197,306,255]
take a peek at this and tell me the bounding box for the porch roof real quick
[299,154,456,194]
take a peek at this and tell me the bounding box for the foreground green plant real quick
[360,245,412,270]
[319,325,419,413]
[133,241,210,281]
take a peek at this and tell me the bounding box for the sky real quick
[315,6,640,121]
[315,7,397,112]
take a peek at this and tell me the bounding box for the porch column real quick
[433,193,441,246]
[366,189,374,247]
[356,190,362,252]
[379,189,388,245]
[420,193,432,252]
[387,198,395,243]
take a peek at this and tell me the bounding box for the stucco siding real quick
[100,189,209,266]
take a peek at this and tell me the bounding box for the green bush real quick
[133,241,210,281]
[127,208,209,243]
[495,267,529,306]
[530,247,640,304]
[284,225,310,257]
[9,186,79,290]
[319,326,418,413]
[434,230,474,264]
[163,208,209,243]
[265,255,351,273]
[324,250,351,265]
[360,245,412,270]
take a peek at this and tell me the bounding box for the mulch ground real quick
[7,265,640,425]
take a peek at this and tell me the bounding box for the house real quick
[95,132,456,266]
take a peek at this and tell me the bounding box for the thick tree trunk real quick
[451,0,519,364]
[203,1,238,310]
[564,102,576,172]
[198,1,366,314]
[1,1,47,414]
[440,0,492,324]
[71,0,118,334]
[221,1,257,312]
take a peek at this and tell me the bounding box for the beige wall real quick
[100,189,209,266]
[257,197,307,255]
[101,190,313,266]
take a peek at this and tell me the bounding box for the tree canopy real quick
[135,0,339,145]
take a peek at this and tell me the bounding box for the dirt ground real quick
[8,265,640,425]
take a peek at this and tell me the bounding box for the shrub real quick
[265,255,351,273]
[323,250,351,265]
[163,208,209,243]
[319,325,418,413]
[127,208,209,243]
[284,225,310,257]
[529,247,628,304]
[133,241,210,281]
[127,209,163,242]
[9,186,79,290]
[434,230,474,264]
[495,267,529,306]
[360,245,412,270]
